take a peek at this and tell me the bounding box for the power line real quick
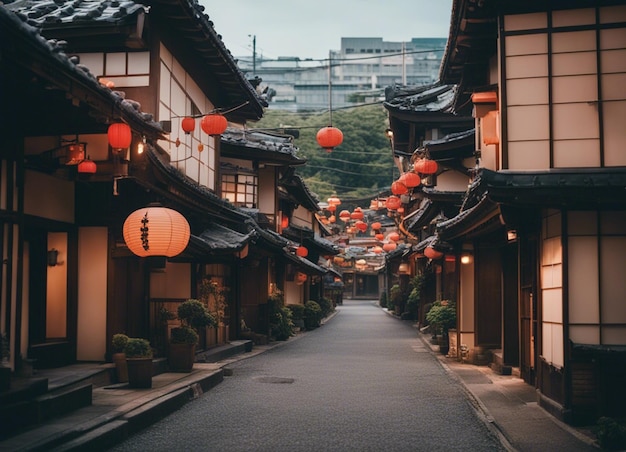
[305,164,393,177]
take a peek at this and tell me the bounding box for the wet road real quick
[111,299,505,451]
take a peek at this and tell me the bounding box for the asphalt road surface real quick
[110,299,506,452]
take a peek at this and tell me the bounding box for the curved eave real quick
[144,0,264,120]
[221,142,305,166]
[436,195,502,241]
[0,8,163,137]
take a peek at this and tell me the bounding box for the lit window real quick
[221,172,258,208]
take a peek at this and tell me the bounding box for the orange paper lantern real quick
[316,126,343,152]
[296,246,308,257]
[388,232,400,242]
[375,233,384,241]
[383,242,397,252]
[339,210,351,222]
[355,221,367,232]
[123,206,190,258]
[371,222,381,231]
[201,114,228,136]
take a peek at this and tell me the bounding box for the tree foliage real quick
[249,104,397,200]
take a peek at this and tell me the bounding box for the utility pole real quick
[250,34,256,75]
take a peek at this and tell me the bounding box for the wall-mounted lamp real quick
[507,230,518,242]
[398,262,410,274]
[47,249,59,267]
[460,253,473,265]
[137,136,147,154]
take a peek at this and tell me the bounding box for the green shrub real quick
[287,304,305,321]
[268,290,293,341]
[170,325,199,344]
[112,333,129,353]
[317,297,334,318]
[425,300,457,337]
[124,338,153,358]
[178,299,216,330]
[304,300,322,330]
[594,417,626,450]
[388,284,402,310]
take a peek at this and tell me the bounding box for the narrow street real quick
[111,300,505,452]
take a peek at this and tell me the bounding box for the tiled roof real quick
[4,0,265,121]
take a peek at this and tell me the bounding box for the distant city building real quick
[236,37,447,112]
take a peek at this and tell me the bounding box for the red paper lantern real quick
[281,215,289,229]
[327,204,337,212]
[355,221,367,232]
[296,246,308,257]
[108,123,132,150]
[78,158,97,174]
[375,233,384,241]
[400,172,421,188]
[181,117,196,134]
[391,180,408,195]
[424,246,444,260]
[371,222,381,231]
[316,126,343,152]
[201,114,228,136]
[350,207,364,220]
[339,210,351,222]
[327,196,341,206]
[385,196,401,210]
[414,158,438,175]
[388,231,400,242]
[383,242,397,252]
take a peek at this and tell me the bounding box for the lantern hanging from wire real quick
[339,210,351,222]
[316,52,343,153]
[296,246,309,258]
[371,222,381,231]
[355,220,367,233]
[414,158,438,175]
[181,117,196,134]
[327,196,341,206]
[375,233,384,241]
[383,242,397,252]
[387,231,400,242]
[424,246,444,260]
[123,205,190,258]
[350,207,364,220]
[316,126,343,152]
[200,113,228,136]
[391,180,408,195]
[400,171,421,188]
[385,196,402,210]
[108,123,132,150]
[78,157,97,174]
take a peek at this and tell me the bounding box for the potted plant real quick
[169,299,216,372]
[425,300,457,355]
[124,338,153,388]
[111,333,129,383]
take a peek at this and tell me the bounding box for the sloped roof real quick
[279,170,320,212]
[4,0,265,121]
[0,6,163,137]
[188,223,256,255]
[384,83,457,114]
[221,128,305,166]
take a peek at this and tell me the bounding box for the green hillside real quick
[249,104,399,201]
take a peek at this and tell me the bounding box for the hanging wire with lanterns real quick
[316,51,343,152]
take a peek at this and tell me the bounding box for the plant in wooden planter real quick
[425,300,457,355]
[169,299,216,372]
[124,338,153,388]
[111,333,129,383]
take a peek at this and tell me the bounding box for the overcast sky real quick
[202,1,453,60]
